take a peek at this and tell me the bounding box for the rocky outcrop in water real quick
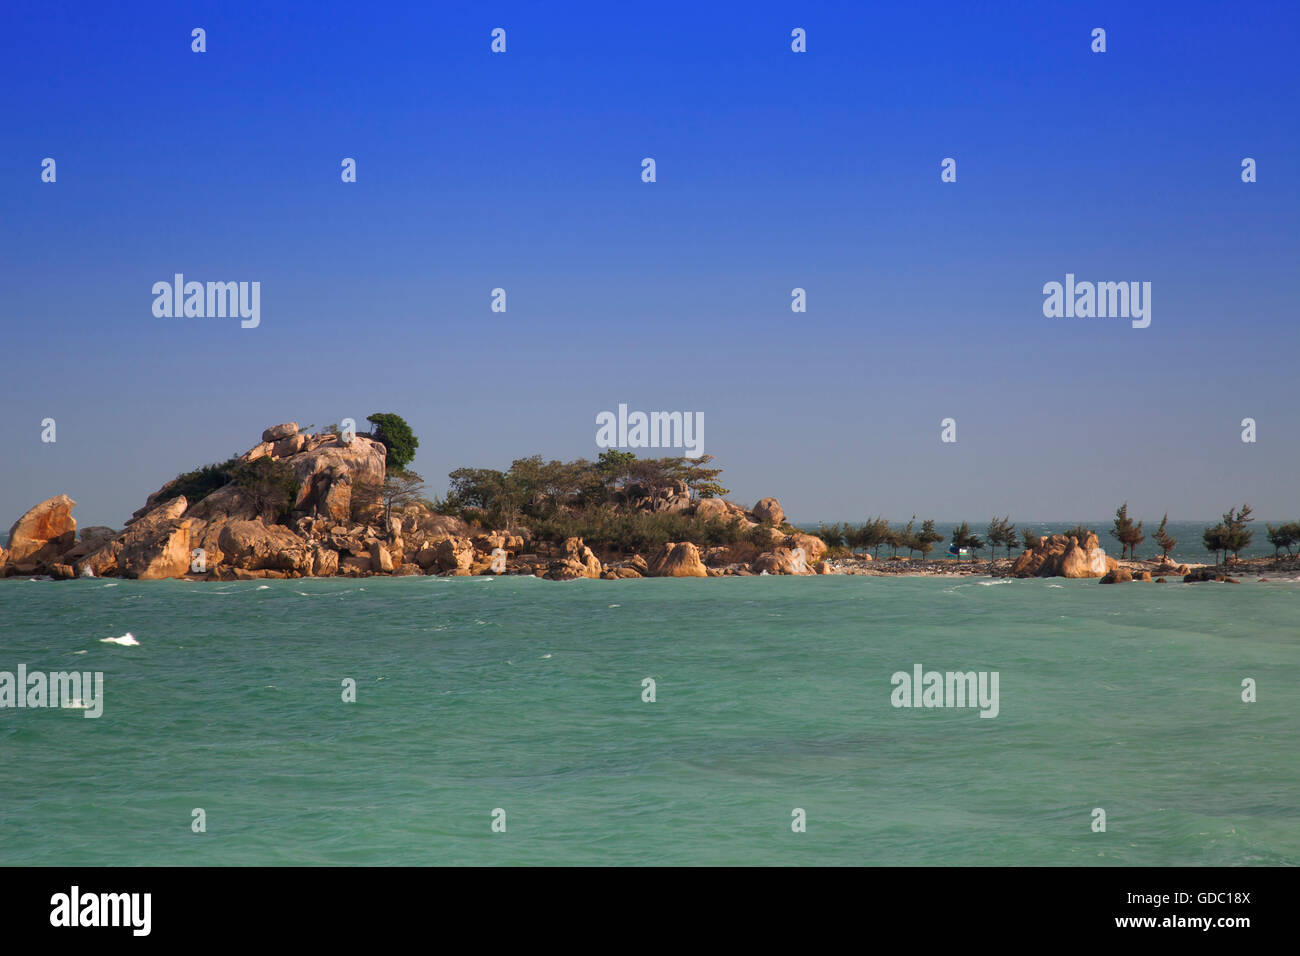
[1,423,799,581]
[1010,533,1111,579]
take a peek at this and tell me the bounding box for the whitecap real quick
[62,698,88,710]
[540,653,552,660]
[102,583,119,588]
[99,632,140,646]
[256,585,270,590]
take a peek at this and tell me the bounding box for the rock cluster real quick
[1010,533,1113,579]
[2,423,816,581]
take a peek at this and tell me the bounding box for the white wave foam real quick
[99,632,140,646]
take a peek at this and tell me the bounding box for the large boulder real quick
[752,497,785,526]
[1060,537,1108,578]
[4,494,77,573]
[262,422,299,443]
[603,567,643,579]
[271,433,307,458]
[317,471,352,522]
[339,554,373,576]
[290,435,387,513]
[54,525,118,566]
[694,498,729,521]
[754,547,812,575]
[434,536,476,572]
[646,541,708,577]
[79,539,124,577]
[545,558,591,581]
[116,497,193,579]
[182,483,260,525]
[217,520,312,574]
[369,541,394,573]
[1099,568,1134,584]
[560,537,602,578]
[787,533,827,565]
[310,545,339,577]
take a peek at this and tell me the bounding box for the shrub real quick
[230,457,300,521]
[156,457,240,506]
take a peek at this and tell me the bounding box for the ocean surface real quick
[1,572,1297,866]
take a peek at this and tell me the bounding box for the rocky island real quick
[0,421,832,582]
[3,420,1294,584]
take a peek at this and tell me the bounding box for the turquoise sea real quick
[1,572,1296,866]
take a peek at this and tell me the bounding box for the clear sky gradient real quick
[3,1,1298,528]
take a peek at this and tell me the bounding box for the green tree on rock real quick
[367,413,419,473]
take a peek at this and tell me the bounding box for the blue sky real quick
[3,1,1298,528]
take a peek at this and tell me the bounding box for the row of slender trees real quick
[816,502,1298,565]
[814,517,947,559]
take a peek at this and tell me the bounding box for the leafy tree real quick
[1220,504,1254,562]
[951,521,983,561]
[885,524,907,558]
[1000,516,1017,558]
[986,515,1016,560]
[367,413,419,473]
[1265,521,1299,559]
[1062,524,1095,543]
[862,516,891,558]
[1021,528,1041,550]
[673,455,730,499]
[1110,502,1144,559]
[595,449,637,493]
[1202,506,1253,564]
[1153,513,1177,561]
[916,519,944,559]
[446,466,508,511]
[816,523,844,550]
[1202,523,1227,565]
